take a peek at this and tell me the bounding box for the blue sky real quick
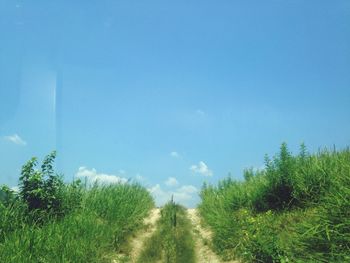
[1,1,349,207]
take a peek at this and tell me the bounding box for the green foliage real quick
[0,195,27,242]
[138,200,195,263]
[199,143,350,262]
[265,142,296,210]
[19,151,66,217]
[291,150,350,262]
[0,152,154,262]
[0,185,17,207]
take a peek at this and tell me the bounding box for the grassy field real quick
[199,143,350,262]
[2,145,349,262]
[0,152,154,263]
[137,199,196,263]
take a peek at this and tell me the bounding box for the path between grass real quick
[113,208,160,263]
[113,207,239,263]
[136,203,196,263]
[187,209,240,263]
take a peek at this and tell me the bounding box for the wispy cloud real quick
[190,161,213,176]
[76,167,128,185]
[170,151,180,158]
[178,185,197,194]
[4,134,27,146]
[148,183,198,207]
[165,177,179,187]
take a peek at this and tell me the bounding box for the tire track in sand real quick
[187,209,239,263]
[113,208,160,263]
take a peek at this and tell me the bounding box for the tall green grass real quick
[199,143,350,262]
[137,199,195,263]
[0,153,154,263]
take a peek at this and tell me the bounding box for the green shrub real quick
[199,144,350,262]
[19,151,68,218]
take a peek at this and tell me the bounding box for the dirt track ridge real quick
[187,209,239,263]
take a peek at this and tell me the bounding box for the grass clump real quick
[199,143,350,262]
[138,198,195,263]
[0,152,154,262]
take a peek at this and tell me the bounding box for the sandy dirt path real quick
[113,208,160,263]
[187,209,239,263]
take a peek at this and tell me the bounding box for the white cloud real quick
[178,185,197,194]
[148,184,198,207]
[148,184,171,206]
[75,167,128,185]
[170,151,180,158]
[165,177,179,187]
[4,134,27,146]
[190,161,213,176]
[174,185,198,204]
[135,174,144,182]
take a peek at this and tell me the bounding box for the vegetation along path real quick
[137,201,196,263]
[188,209,239,263]
[113,208,161,262]
[118,204,239,263]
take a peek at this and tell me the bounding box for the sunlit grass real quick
[0,153,154,263]
[199,144,350,262]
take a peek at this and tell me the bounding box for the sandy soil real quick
[129,208,161,261]
[113,208,160,263]
[187,209,239,263]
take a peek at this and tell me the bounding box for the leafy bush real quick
[19,151,67,218]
